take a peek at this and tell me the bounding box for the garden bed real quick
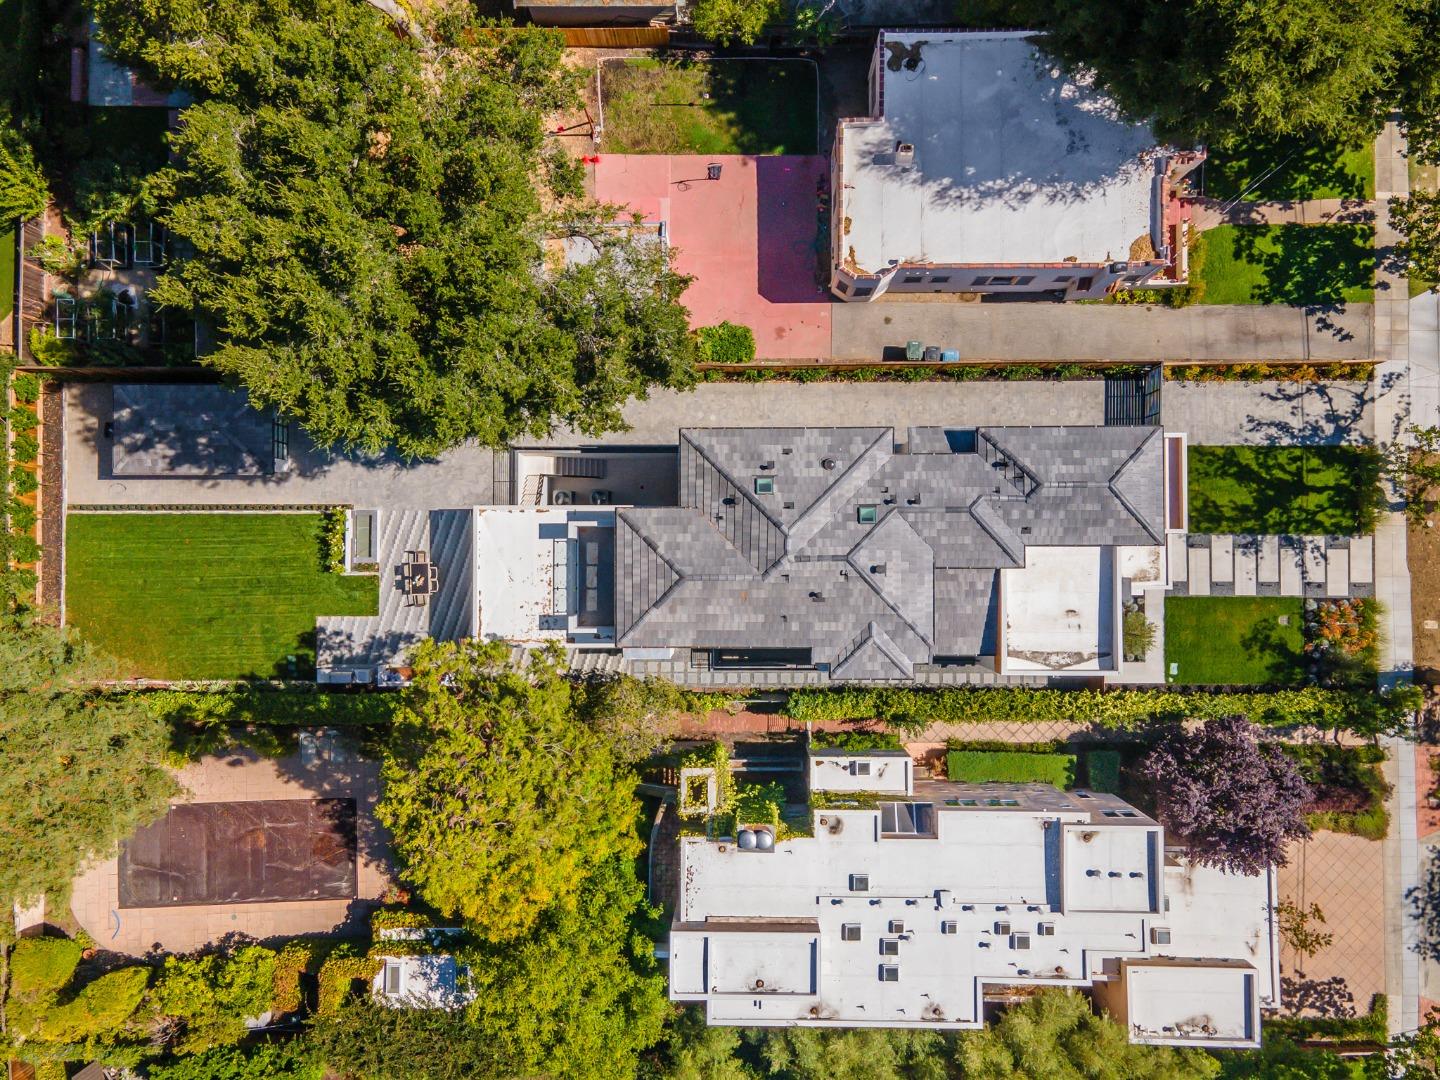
[65,512,378,680]
[945,749,1076,787]
[599,58,817,155]
[1165,596,1306,686]
[1192,224,1375,306]
[1188,444,1384,535]
[1285,743,1390,840]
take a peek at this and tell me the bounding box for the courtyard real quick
[594,154,832,360]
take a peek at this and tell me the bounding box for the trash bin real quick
[940,349,960,363]
[905,340,923,361]
[922,346,940,362]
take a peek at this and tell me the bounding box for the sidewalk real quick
[1370,118,1421,1037]
[1189,197,1373,231]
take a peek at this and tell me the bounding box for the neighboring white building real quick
[830,31,1204,301]
[371,929,477,1011]
[668,780,1277,1048]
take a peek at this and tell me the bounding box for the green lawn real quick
[1165,597,1306,686]
[1188,445,1383,534]
[1202,136,1374,202]
[599,58,817,155]
[66,513,377,680]
[1193,224,1374,306]
[946,750,1077,787]
[0,225,14,323]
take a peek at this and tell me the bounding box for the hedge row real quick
[783,685,1421,736]
[144,689,400,727]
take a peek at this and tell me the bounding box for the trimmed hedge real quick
[695,321,756,363]
[144,689,399,727]
[1266,993,1387,1043]
[783,686,1420,736]
[316,952,381,1015]
[8,938,82,994]
[810,729,903,751]
[946,750,1076,787]
[1083,750,1123,793]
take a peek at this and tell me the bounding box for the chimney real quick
[895,142,915,167]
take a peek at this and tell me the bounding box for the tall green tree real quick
[0,121,49,221]
[0,614,177,907]
[1391,191,1440,286]
[978,0,1424,145]
[91,0,696,458]
[955,988,1220,1080]
[753,1026,952,1080]
[312,859,667,1080]
[376,640,641,940]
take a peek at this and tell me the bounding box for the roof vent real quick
[871,563,887,574]
[895,142,916,166]
[822,457,837,471]
[810,591,826,602]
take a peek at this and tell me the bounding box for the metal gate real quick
[1104,366,1162,426]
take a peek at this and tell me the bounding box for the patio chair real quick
[428,564,440,592]
[54,294,77,340]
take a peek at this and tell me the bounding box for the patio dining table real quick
[400,560,432,596]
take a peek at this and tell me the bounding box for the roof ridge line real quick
[786,428,895,553]
[844,511,934,647]
[1107,429,1164,543]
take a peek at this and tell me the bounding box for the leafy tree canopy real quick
[375,640,642,940]
[147,1042,324,1080]
[690,0,784,46]
[1140,715,1311,876]
[90,0,696,457]
[955,988,1221,1080]
[0,614,177,908]
[312,859,666,1080]
[1391,191,1440,286]
[0,118,49,221]
[975,0,1434,145]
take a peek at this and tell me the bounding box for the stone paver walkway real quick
[1189,197,1373,231]
[1170,533,1373,598]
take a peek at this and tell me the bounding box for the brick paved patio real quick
[71,742,393,956]
[1277,831,1388,1016]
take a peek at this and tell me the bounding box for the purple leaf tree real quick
[1139,715,1311,876]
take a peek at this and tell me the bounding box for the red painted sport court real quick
[595,154,833,361]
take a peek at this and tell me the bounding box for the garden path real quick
[1189,197,1373,231]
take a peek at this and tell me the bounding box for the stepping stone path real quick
[1171,533,1375,599]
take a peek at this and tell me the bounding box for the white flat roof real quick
[1003,546,1114,670]
[841,31,1163,273]
[1125,962,1258,1045]
[672,793,1277,1037]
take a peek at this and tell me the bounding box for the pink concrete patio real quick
[595,154,833,360]
[71,744,393,956]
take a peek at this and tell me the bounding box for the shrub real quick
[27,327,78,367]
[810,729,903,751]
[370,908,439,934]
[12,468,38,495]
[316,950,382,1015]
[153,946,279,1054]
[320,506,347,573]
[11,533,41,562]
[730,780,784,830]
[8,938,83,994]
[695,321,757,364]
[12,431,38,463]
[10,406,38,433]
[1084,750,1123,793]
[10,500,36,532]
[37,966,150,1043]
[1122,610,1156,658]
[1266,994,1387,1044]
[1286,743,1391,840]
[12,373,41,403]
[272,940,330,1015]
[147,1042,324,1080]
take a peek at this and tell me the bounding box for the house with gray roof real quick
[610,425,1182,682]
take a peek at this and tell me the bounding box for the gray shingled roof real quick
[616,426,1165,674]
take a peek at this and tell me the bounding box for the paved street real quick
[1162,379,1374,445]
[830,300,1373,363]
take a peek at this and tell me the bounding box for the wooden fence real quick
[560,26,668,47]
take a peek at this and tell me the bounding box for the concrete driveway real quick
[1162,379,1374,445]
[832,301,1374,362]
[527,379,1107,447]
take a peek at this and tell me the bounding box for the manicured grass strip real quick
[1165,596,1306,686]
[0,224,14,323]
[946,750,1076,787]
[1194,224,1374,306]
[1202,136,1374,202]
[599,58,817,155]
[66,513,377,680]
[1083,750,1122,793]
[1188,445,1383,535]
